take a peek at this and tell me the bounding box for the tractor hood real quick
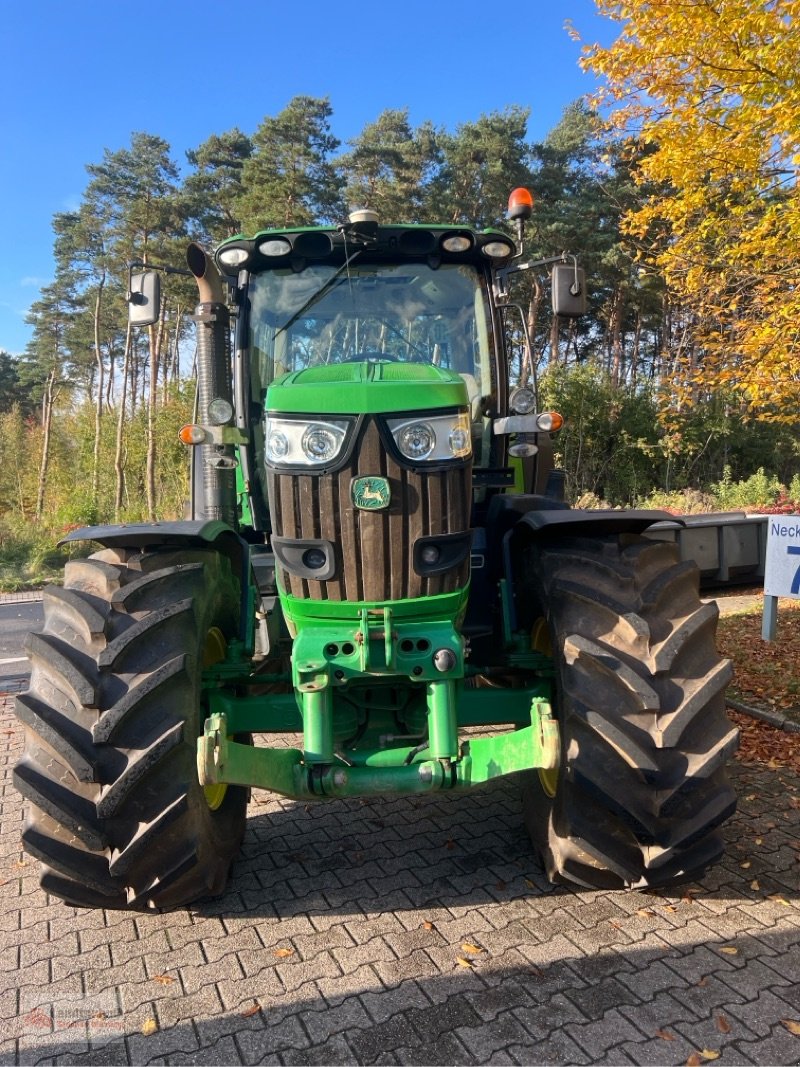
[266,361,469,415]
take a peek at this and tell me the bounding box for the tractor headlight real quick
[387,411,472,463]
[265,416,351,468]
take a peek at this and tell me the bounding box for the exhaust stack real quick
[187,243,237,527]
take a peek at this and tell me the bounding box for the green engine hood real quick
[266,362,469,415]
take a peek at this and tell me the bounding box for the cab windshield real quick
[248,260,494,414]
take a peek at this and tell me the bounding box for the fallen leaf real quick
[716,1016,731,1034]
[608,920,622,929]
[456,957,474,969]
[461,942,483,954]
[525,878,537,888]
[663,904,677,912]
[686,1054,702,1066]
[781,1019,800,1036]
[637,908,656,917]
[141,1019,158,1036]
[495,880,507,891]
[719,946,739,955]
[739,861,751,869]
[445,839,455,850]
[750,879,760,891]
[696,977,709,987]
[422,921,434,931]
[273,948,294,958]
[152,974,175,986]
[768,894,791,906]
[754,837,763,845]
[241,1004,261,1019]
[700,1050,720,1061]
[655,1028,676,1041]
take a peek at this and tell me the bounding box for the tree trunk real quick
[171,306,184,385]
[92,276,106,507]
[35,370,57,520]
[145,307,165,520]
[523,278,543,388]
[550,313,561,366]
[610,288,625,388]
[631,310,642,391]
[106,347,115,409]
[114,322,133,520]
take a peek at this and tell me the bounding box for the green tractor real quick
[14,191,738,909]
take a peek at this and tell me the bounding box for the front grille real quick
[266,419,472,602]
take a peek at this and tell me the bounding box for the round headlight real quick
[302,425,340,462]
[442,234,472,253]
[266,430,289,461]
[258,237,292,257]
[449,425,470,456]
[207,398,234,425]
[481,240,513,259]
[302,548,327,570]
[509,386,536,415]
[218,247,249,268]
[398,422,435,461]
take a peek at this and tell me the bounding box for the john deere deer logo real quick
[352,476,391,510]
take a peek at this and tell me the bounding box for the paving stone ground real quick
[1,675,799,1066]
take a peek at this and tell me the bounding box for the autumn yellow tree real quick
[580,0,800,421]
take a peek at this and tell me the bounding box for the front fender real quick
[513,508,682,539]
[59,519,241,551]
[503,508,684,633]
[60,521,254,648]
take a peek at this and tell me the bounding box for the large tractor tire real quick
[517,533,738,890]
[14,545,249,910]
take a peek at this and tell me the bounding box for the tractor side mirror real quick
[128,271,161,327]
[552,263,587,318]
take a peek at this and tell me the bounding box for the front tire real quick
[517,533,738,890]
[14,544,249,910]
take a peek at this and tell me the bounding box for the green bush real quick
[636,488,716,514]
[0,517,80,592]
[710,466,783,511]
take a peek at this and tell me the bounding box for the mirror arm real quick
[127,259,193,302]
[497,251,574,284]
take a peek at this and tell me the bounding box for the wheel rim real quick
[202,627,228,811]
[531,618,559,799]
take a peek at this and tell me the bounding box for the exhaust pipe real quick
[187,243,237,527]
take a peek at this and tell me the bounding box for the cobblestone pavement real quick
[1,676,799,1067]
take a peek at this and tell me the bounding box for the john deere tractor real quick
[14,191,737,909]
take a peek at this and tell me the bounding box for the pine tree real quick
[183,128,253,245]
[339,110,440,222]
[237,97,344,230]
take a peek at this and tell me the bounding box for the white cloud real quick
[20,276,47,288]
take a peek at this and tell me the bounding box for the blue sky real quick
[1,0,617,355]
